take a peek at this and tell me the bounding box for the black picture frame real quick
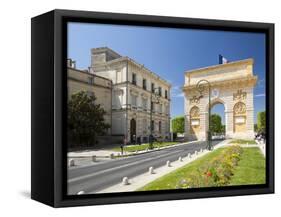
[31,9,274,208]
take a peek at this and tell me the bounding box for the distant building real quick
[89,47,171,143]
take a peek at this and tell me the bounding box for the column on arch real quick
[245,87,255,139]
[184,114,190,140]
[225,109,234,139]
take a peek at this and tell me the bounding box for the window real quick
[143,119,147,133]
[142,98,147,110]
[88,76,94,85]
[159,104,162,113]
[143,79,147,90]
[116,70,122,83]
[159,121,162,133]
[165,90,168,99]
[165,105,169,114]
[131,95,137,108]
[158,87,162,96]
[132,73,137,85]
[151,83,155,93]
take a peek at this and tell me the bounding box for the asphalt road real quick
[68,140,222,194]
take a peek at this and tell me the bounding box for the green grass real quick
[229,147,265,185]
[229,139,257,144]
[111,142,178,152]
[139,148,225,191]
[139,147,265,191]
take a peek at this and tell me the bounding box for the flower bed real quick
[177,145,243,188]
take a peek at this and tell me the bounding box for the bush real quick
[177,145,243,188]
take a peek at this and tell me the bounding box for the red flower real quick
[206,171,212,177]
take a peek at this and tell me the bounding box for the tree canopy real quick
[210,114,223,134]
[257,111,266,133]
[67,91,110,148]
[172,116,185,134]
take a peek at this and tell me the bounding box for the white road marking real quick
[68,150,183,184]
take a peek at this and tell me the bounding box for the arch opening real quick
[210,101,226,140]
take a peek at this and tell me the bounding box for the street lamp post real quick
[149,87,160,150]
[196,79,212,150]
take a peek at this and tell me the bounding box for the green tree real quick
[172,116,185,134]
[254,124,258,132]
[257,111,266,133]
[221,125,226,134]
[68,91,110,148]
[210,114,223,134]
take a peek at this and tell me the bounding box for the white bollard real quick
[92,155,96,162]
[69,159,75,167]
[77,191,85,195]
[149,166,155,174]
[122,177,129,185]
[166,160,171,167]
[187,153,191,159]
[178,156,183,162]
[109,153,114,159]
[195,150,198,156]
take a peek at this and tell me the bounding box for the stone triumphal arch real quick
[183,59,257,141]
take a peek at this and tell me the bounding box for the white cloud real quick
[257,79,265,87]
[175,93,184,97]
[171,85,184,98]
[254,93,265,97]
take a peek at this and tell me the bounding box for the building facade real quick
[90,47,171,143]
[67,59,113,135]
[183,59,257,141]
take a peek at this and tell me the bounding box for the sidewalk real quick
[68,149,115,158]
[68,140,204,158]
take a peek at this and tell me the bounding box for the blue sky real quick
[68,22,266,124]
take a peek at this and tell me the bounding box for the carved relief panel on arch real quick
[233,89,247,101]
[189,95,201,105]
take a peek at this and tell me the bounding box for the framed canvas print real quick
[31,9,274,207]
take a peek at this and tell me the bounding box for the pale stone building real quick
[90,47,171,143]
[183,59,257,141]
[67,59,112,135]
